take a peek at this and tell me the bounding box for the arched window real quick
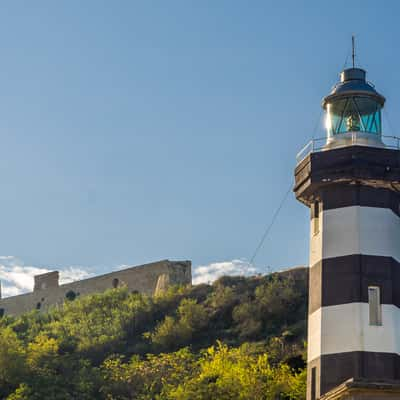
[65,290,77,301]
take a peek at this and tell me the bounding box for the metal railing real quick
[296,134,400,163]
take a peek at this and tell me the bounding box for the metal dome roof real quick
[322,67,385,109]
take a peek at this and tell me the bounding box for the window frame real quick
[313,201,320,236]
[311,366,317,400]
[368,285,382,326]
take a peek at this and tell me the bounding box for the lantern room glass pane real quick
[326,96,382,136]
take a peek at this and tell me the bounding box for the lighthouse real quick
[294,60,400,399]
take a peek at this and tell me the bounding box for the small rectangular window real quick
[368,286,382,326]
[311,367,316,400]
[313,201,320,235]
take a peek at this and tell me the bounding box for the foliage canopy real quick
[0,268,308,399]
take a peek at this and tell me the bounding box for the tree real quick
[0,327,26,398]
[151,299,209,351]
[168,342,306,400]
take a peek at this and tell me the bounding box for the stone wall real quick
[0,259,191,317]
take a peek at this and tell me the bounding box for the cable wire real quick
[249,107,322,266]
[249,47,347,267]
[312,108,323,140]
[383,108,395,136]
[250,183,292,264]
[341,49,350,71]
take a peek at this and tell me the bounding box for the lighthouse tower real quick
[295,63,400,399]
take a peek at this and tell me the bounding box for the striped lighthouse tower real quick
[295,62,400,399]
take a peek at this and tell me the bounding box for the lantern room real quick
[322,67,386,148]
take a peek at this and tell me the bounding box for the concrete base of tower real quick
[320,379,400,400]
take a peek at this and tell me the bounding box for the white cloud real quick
[0,256,92,298]
[193,259,258,285]
[2,285,23,298]
[59,267,92,284]
[114,264,131,271]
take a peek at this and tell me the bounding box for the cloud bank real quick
[193,259,257,285]
[0,256,92,298]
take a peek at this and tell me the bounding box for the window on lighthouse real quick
[313,201,320,235]
[368,286,382,326]
[311,367,317,400]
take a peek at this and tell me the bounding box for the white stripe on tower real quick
[308,303,400,362]
[310,205,400,267]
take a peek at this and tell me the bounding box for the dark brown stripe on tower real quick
[320,185,400,216]
[307,352,400,399]
[294,145,400,207]
[309,255,400,314]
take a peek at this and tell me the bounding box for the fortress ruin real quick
[0,259,192,317]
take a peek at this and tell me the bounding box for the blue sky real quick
[0,1,400,294]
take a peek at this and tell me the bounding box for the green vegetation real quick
[0,267,308,399]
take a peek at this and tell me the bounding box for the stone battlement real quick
[0,259,191,317]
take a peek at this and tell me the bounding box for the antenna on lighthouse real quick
[352,35,356,68]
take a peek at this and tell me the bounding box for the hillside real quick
[0,267,308,400]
